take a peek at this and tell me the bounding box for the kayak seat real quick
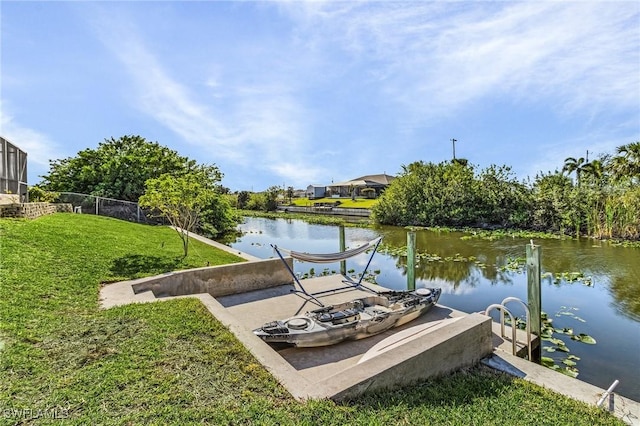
[317,308,360,323]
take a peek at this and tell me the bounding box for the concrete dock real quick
[215,276,492,395]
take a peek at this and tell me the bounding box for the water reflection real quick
[231,218,639,320]
[610,274,640,321]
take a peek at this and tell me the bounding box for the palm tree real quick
[608,142,640,184]
[581,159,605,185]
[562,156,586,185]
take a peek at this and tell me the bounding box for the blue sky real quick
[2,1,639,192]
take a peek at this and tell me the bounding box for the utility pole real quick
[450,138,457,160]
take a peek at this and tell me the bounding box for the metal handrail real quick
[501,297,533,360]
[597,380,619,411]
[484,304,518,356]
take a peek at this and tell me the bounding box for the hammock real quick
[272,237,383,306]
[275,237,382,263]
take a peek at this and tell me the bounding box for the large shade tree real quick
[40,135,197,201]
[40,135,237,238]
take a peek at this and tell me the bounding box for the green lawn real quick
[0,214,623,425]
[290,197,378,209]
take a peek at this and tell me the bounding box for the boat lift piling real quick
[407,230,416,291]
[526,240,542,363]
[339,226,346,276]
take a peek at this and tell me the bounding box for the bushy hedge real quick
[372,162,530,229]
[372,159,639,240]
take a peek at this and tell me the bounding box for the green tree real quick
[286,186,294,204]
[264,186,281,212]
[373,161,478,227]
[27,186,59,202]
[236,191,251,209]
[581,159,605,185]
[199,194,238,239]
[562,156,587,186]
[246,192,267,211]
[530,172,575,234]
[139,172,215,257]
[608,142,640,184]
[476,165,531,227]
[41,135,196,201]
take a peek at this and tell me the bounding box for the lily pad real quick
[571,333,596,344]
[548,337,566,346]
[562,359,577,367]
[541,357,555,367]
[559,367,579,378]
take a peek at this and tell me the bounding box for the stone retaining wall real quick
[0,203,73,219]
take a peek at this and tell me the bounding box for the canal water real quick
[228,216,640,401]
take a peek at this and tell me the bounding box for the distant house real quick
[305,185,326,199]
[293,189,306,198]
[327,174,395,198]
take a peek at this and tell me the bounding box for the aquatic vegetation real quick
[543,271,594,286]
[378,245,599,288]
[377,244,468,264]
[498,257,527,273]
[298,267,380,284]
[609,240,640,248]
[539,307,596,378]
[461,229,567,241]
[507,306,595,378]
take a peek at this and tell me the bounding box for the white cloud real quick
[86,5,331,188]
[282,2,639,123]
[0,103,63,179]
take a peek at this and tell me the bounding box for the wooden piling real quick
[339,225,346,276]
[407,230,416,290]
[526,242,542,362]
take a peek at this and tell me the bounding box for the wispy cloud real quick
[283,2,639,123]
[0,102,63,179]
[86,5,329,187]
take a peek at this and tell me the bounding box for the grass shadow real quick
[109,254,185,279]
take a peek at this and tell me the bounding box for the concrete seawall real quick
[277,205,371,217]
[130,257,294,298]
